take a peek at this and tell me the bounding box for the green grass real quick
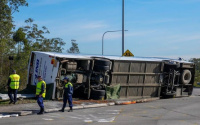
[193,82,200,87]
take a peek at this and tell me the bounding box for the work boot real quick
[9,101,13,104]
[37,108,44,115]
[68,107,73,112]
[42,108,44,113]
[37,108,42,115]
[59,108,64,112]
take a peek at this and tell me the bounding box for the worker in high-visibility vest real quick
[59,77,73,112]
[7,70,20,104]
[35,76,46,115]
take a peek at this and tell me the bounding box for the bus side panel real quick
[110,60,163,98]
[31,52,59,85]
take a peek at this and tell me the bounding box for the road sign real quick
[123,49,134,57]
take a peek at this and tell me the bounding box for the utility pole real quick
[122,0,125,56]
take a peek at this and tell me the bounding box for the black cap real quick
[12,70,16,74]
[37,75,42,78]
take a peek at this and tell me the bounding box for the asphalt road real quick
[1,88,200,125]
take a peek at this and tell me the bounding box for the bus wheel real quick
[181,70,192,85]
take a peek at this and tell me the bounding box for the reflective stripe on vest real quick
[36,80,46,98]
[65,82,73,88]
[9,74,20,89]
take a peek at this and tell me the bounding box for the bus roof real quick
[32,51,192,63]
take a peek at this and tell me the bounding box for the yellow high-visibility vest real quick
[36,80,46,98]
[9,74,20,89]
[65,82,73,88]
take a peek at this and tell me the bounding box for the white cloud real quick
[31,0,70,6]
[33,20,110,42]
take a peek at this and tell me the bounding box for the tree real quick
[12,19,66,90]
[67,39,80,54]
[0,0,28,90]
[13,28,26,53]
[0,0,28,52]
[189,58,200,86]
[20,18,65,53]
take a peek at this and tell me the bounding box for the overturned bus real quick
[27,51,195,99]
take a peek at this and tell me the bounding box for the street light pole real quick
[122,0,125,56]
[102,30,128,55]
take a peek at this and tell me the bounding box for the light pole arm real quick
[102,30,128,55]
[102,31,109,55]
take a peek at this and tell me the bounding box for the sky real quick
[13,0,200,60]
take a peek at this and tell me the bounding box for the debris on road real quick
[0,94,35,100]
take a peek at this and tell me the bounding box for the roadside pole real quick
[122,0,125,55]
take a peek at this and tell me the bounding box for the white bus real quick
[27,51,195,99]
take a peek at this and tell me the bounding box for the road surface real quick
[1,88,200,125]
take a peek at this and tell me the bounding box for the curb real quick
[83,103,108,108]
[0,111,32,117]
[45,103,111,113]
[115,98,159,105]
[0,97,159,118]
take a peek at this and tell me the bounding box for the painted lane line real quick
[84,120,93,123]
[42,118,54,121]
[98,112,120,115]
[98,117,115,122]
[69,116,83,119]
[107,110,121,112]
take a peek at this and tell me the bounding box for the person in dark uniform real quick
[59,77,73,112]
[35,76,46,115]
[7,70,20,104]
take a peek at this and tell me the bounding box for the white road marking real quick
[107,110,121,112]
[98,117,115,122]
[43,110,119,123]
[69,116,83,119]
[42,118,54,121]
[98,112,119,115]
[84,120,93,123]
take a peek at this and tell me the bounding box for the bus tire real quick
[95,59,111,66]
[181,69,192,85]
[91,89,105,96]
[94,65,110,71]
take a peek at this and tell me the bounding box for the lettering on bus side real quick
[43,61,47,81]
[34,59,39,85]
